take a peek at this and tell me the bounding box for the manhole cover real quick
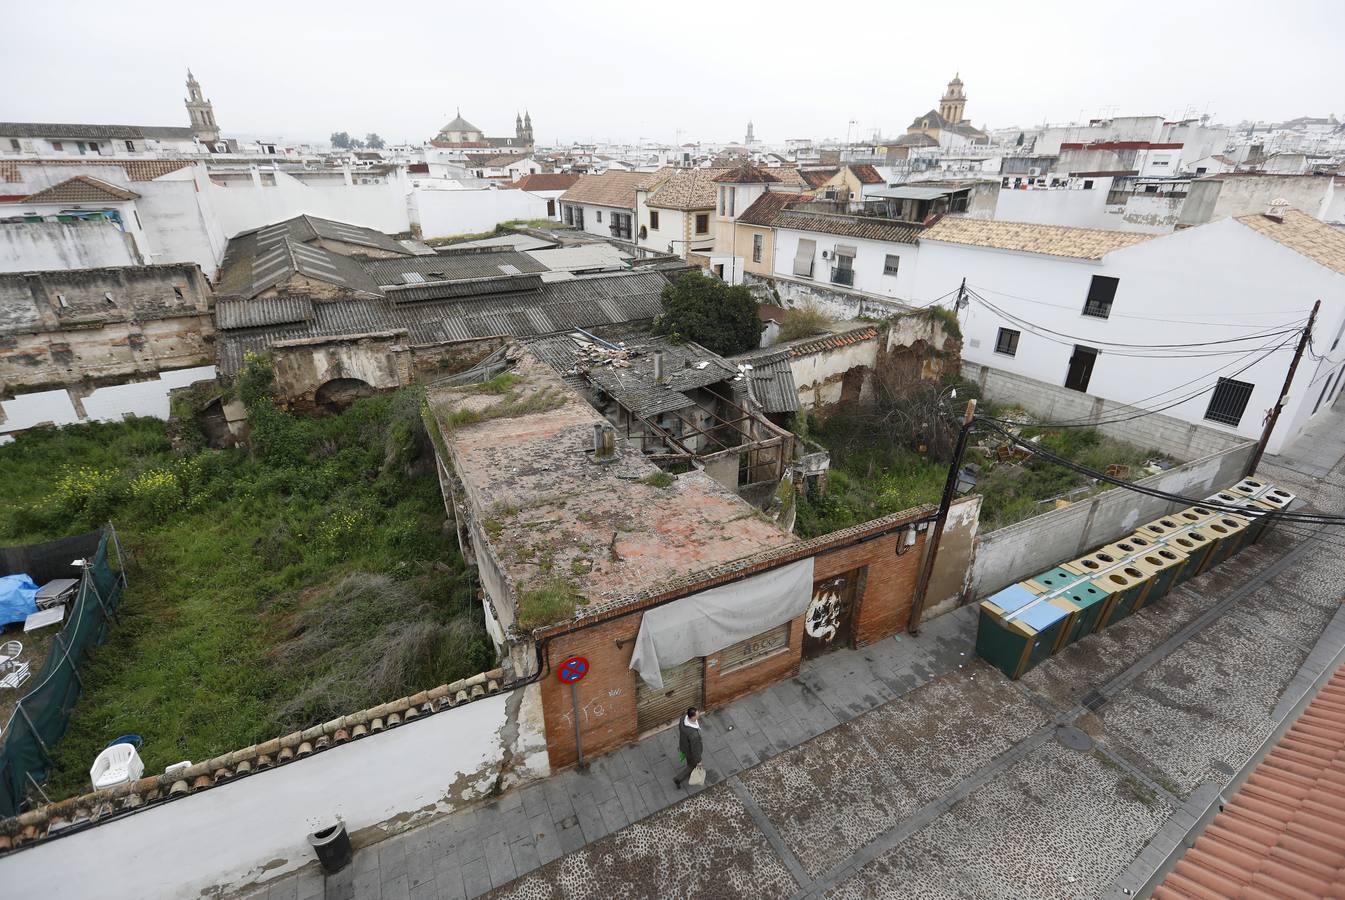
[1081,690,1107,711]
[1056,725,1094,751]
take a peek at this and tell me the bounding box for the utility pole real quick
[909,398,976,635]
[1246,298,1319,476]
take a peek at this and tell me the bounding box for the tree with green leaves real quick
[330,131,352,149]
[652,271,762,356]
[365,133,386,150]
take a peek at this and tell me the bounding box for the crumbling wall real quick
[270,332,412,410]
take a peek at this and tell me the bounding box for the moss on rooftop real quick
[516,577,584,631]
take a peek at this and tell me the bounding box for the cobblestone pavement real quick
[256,407,1345,900]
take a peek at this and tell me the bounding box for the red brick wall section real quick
[538,524,930,770]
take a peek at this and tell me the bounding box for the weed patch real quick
[516,577,582,631]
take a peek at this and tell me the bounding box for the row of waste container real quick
[976,477,1297,680]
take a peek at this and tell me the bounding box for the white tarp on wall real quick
[629,557,815,689]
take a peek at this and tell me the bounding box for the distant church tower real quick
[517,110,534,147]
[940,74,967,124]
[745,120,755,144]
[185,70,220,143]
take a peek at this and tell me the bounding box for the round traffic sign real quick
[558,655,590,684]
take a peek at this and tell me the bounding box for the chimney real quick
[592,422,615,459]
[652,351,665,383]
[1265,198,1289,222]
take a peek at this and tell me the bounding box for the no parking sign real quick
[558,655,589,684]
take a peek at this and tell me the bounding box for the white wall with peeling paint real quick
[1,690,543,899]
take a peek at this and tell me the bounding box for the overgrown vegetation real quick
[776,304,831,343]
[0,367,491,801]
[641,471,676,488]
[516,578,582,631]
[439,385,567,431]
[652,270,762,356]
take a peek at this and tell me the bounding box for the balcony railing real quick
[830,267,855,287]
[1082,300,1112,319]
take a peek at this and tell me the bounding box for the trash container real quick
[1248,488,1296,543]
[1200,515,1250,570]
[1094,565,1150,629]
[309,821,353,874]
[976,585,1071,680]
[1173,505,1217,528]
[1057,580,1110,648]
[1169,529,1215,581]
[1063,550,1122,577]
[1228,477,1268,498]
[1137,516,1184,540]
[1130,547,1187,608]
[1101,536,1151,560]
[1025,566,1082,594]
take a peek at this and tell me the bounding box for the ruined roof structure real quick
[427,351,797,631]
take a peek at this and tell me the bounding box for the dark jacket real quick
[677,719,703,766]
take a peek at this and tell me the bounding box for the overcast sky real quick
[4,1,1342,146]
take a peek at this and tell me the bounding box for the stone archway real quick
[314,377,376,413]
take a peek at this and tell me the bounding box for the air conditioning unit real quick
[1028,167,1042,176]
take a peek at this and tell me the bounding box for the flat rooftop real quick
[428,351,797,628]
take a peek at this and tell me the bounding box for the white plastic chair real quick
[0,640,21,672]
[0,662,28,691]
[90,743,145,790]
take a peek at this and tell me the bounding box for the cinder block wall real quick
[964,362,1248,461]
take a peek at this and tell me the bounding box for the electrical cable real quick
[968,282,1313,329]
[976,331,1300,429]
[974,419,1345,525]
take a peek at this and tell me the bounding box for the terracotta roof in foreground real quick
[737,190,802,227]
[646,167,732,210]
[1236,208,1345,277]
[920,216,1153,259]
[774,209,920,244]
[23,175,139,203]
[559,170,668,210]
[1155,662,1345,899]
[505,172,580,192]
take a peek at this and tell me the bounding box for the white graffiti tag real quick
[806,587,842,642]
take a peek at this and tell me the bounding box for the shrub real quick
[652,270,762,356]
[777,304,831,342]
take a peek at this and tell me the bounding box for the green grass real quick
[439,386,567,431]
[0,388,492,801]
[641,471,676,488]
[516,578,582,631]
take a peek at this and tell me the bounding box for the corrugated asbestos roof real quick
[1155,662,1345,900]
[774,209,921,244]
[920,216,1152,259]
[362,249,547,285]
[1236,208,1345,277]
[729,348,799,415]
[217,219,385,299]
[215,270,670,375]
[216,296,314,329]
[21,175,140,203]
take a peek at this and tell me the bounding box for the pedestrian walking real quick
[672,706,704,788]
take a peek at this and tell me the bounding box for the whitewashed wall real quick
[0,221,138,273]
[208,169,412,239]
[772,228,916,298]
[413,189,549,239]
[0,687,549,900]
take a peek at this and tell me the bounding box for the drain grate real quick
[1081,690,1107,711]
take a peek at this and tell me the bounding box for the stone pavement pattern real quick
[256,404,1345,900]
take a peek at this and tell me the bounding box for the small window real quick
[1082,179,1094,189]
[650,210,659,230]
[883,254,900,276]
[752,233,763,263]
[596,210,602,222]
[1205,377,1254,427]
[8,139,18,151]
[173,286,184,300]
[995,328,1020,356]
[51,141,63,152]
[1083,275,1119,319]
[1195,167,1207,175]
[695,213,709,234]
[125,140,135,152]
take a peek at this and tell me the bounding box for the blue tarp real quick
[0,574,39,626]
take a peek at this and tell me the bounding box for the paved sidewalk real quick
[253,603,981,900]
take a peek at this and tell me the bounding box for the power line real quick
[975,419,1345,526]
[977,332,1300,430]
[968,282,1314,329]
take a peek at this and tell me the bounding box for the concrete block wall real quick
[969,440,1256,600]
[964,362,1248,461]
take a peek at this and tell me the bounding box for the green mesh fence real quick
[0,528,126,817]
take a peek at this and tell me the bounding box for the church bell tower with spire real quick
[185,70,220,143]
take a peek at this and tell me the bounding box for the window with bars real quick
[1204,377,1254,427]
[1082,276,1119,318]
[995,327,1020,356]
[883,254,900,276]
[752,233,763,263]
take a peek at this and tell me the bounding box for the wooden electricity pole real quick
[909,398,976,635]
[1246,299,1319,477]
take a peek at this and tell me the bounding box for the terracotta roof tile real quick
[647,167,732,210]
[801,168,838,188]
[504,173,580,192]
[559,170,667,210]
[849,164,884,184]
[737,191,801,227]
[920,216,1153,259]
[23,175,139,203]
[6,158,195,182]
[1236,208,1345,277]
[784,325,880,356]
[763,167,808,187]
[711,164,779,184]
[1155,663,1345,900]
[774,209,920,244]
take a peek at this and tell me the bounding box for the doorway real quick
[1065,345,1098,392]
[803,571,861,659]
[636,657,704,733]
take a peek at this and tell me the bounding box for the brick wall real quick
[537,517,930,770]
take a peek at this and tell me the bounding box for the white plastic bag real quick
[688,764,706,786]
